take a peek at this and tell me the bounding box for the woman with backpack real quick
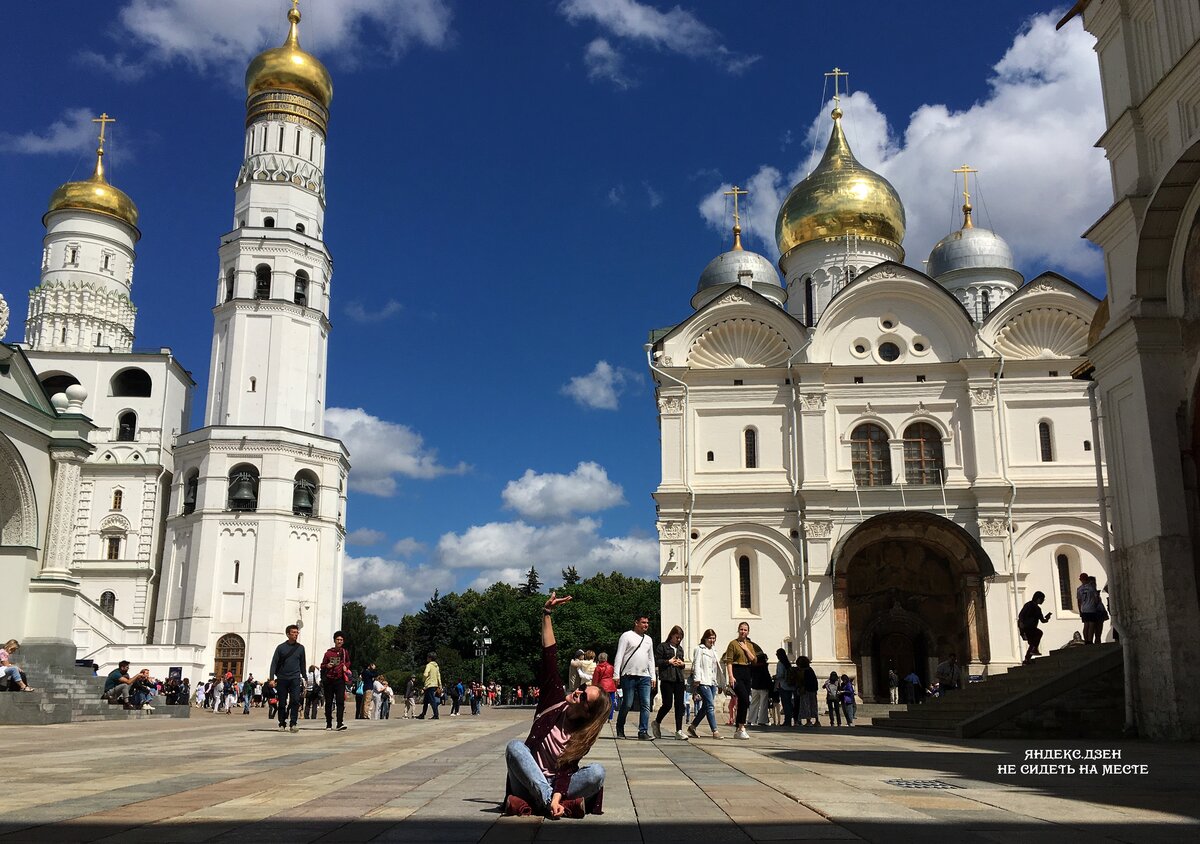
[840,674,857,726]
[823,672,842,727]
[774,649,796,727]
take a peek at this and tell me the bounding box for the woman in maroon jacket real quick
[504,591,609,818]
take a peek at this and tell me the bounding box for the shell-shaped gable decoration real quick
[993,307,1090,359]
[689,318,792,368]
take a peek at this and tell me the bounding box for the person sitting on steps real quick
[0,640,35,692]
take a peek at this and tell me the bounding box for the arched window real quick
[1039,421,1054,462]
[112,489,123,510]
[297,572,304,589]
[1056,553,1073,611]
[804,276,814,326]
[293,469,319,516]
[744,428,758,469]
[296,223,306,234]
[294,270,309,307]
[738,555,752,610]
[263,216,275,228]
[851,423,891,486]
[903,422,944,485]
[227,464,259,511]
[111,368,152,397]
[214,633,246,681]
[100,591,116,616]
[183,470,199,515]
[40,373,80,398]
[225,268,236,302]
[706,451,714,462]
[255,264,271,299]
[117,411,137,442]
[980,289,992,320]
[234,560,240,584]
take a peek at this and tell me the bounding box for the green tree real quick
[520,566,543,596]
[561,565,580,586]
[339,601,384,669]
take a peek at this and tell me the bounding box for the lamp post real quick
[473,625,491,686]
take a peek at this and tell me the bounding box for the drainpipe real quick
[977,333,1020,665]
[787,337,814,654]
[1086,380,1134,732]
[647,344,694,649]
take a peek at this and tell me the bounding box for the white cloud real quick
[392,536,426,556]
[562,360,636,410]
[502,461,626,521]
[584,37,633,89]
[436,517,657,582]
[96,0,453,83]
[560,0,757,76]
[699,13,1107,279]
[346,527,387,546]
[0,108,111,157]
[343,554,454,619]
[606,184,626,206]
[644,181,663,208]
[325,407,468,496]
[344,299,403,323]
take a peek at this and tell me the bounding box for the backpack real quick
[786,665,803,689]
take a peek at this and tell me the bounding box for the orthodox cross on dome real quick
[952,163,978,229]
[91,112,116,180]
[724,184,748,250]
[825,67,849,119]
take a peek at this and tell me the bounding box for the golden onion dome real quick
[245,5,332,109]
[45,149,139,234]
[775,112,905,256]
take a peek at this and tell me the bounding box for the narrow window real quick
[294,131,301,155]
[61,327,67,343]
[1039,421,1054,462]
[278,126,284,151]
[100,591,116,616]
[234,560,240,584]
[102,253,111,271]
[249,376,256,392]
[294,270,309,307]
[903,422,944,485]
[309,136,315,161]
[255,264,271,299]
[804,276,814,326]
[67,246,79,265]
[106,537,121,560]
[1056,553,1073,610]
[851,423,891,486]
[744,429,758,469]
[263,216,275,229]
[706,451,714,462]
[980,289,992,321]
[117,411,136,442]
[97,332,103,346]
[1084,440,1092,452]
[297,572,304,589]
[225,268,236,302]
[738,555,752,610]
[112,490,123,510]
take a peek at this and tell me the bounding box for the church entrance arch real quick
[0,432,37,547]
[214,633,245,681]
[829,512,994,701]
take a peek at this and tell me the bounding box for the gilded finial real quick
[724,184,748,250]
[952,163,978,229]
[286,0,302,45]
[90,112,116,182]
[825,67,849,120]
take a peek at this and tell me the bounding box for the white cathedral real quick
[0,4,347,682]
[649,100,1106,700]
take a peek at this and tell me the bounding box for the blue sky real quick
[1,1,1108,621]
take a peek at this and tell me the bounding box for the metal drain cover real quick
[885,779,962,789]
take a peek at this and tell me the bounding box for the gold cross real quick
[825,67,849,111]
[952,163,978,205]
[723,185,748,229]
[93,112,116,151]
[292,0,301,12]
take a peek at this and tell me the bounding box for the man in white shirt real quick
[304,665,322,719]
[612,613,657,740]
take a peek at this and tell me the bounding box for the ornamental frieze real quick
[978,518,1009,537]
[802,520,833,539]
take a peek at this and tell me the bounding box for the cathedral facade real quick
[649,107,1105,699]
[0,4,346,682]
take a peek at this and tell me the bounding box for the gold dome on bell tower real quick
[45,112,140,235]
[245,1,333,113]
[775,73,905,259]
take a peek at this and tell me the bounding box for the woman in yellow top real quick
[722,622,761,740]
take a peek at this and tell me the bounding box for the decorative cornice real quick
[803,520,833,539]
[657,395,685,415]
[657,520,685,541]
[978,517,1009,537]
[799,392,827,411]
[969,387,996,407]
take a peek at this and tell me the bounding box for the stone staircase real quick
[870,643,1124,738]
[0,655,191,725]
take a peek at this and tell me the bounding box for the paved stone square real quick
[0,708,1196,842]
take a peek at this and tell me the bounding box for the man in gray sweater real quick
[269,625,307,732]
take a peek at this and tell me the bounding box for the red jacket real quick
[321,647,351,682]
[591,661,616,693]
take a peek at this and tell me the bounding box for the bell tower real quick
[154,2,349,681]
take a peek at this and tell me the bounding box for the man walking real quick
[269,625,307,733]
[304,664,322,719]
[242,674,257,714]
[613,612,657,740]
[417,651,442,720]
[361,663,378,719]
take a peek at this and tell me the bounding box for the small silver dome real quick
[696,248,780,293]
[927,225,1014,278]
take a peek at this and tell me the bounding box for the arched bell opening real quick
[227,464,259,512]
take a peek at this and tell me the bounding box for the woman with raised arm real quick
[503,591,609,819]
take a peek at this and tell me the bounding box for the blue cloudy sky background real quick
[1,1,1109,620]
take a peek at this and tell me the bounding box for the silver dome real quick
[926,226,1014,278]
[696,248,781,293]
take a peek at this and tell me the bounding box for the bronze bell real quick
[183,477,198,514]
[229,473,257,509]
[292,480,315,516]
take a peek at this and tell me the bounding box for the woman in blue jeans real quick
[504,591,610,818]
[840,674,857,726]
[687,628,722,738]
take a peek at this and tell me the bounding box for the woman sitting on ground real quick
[504,591,609,819]
[0,640,35,692]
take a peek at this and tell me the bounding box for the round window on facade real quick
[882,319,894,329]
[878,341,901,361]
[913,342,926,352]
[854,344,866,354]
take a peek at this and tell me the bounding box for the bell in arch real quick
[183,477,198,514]
[229,472,258,510]
[293,480,315,516]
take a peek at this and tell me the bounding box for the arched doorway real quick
[829,512,995,701]
[214,633,245,681]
